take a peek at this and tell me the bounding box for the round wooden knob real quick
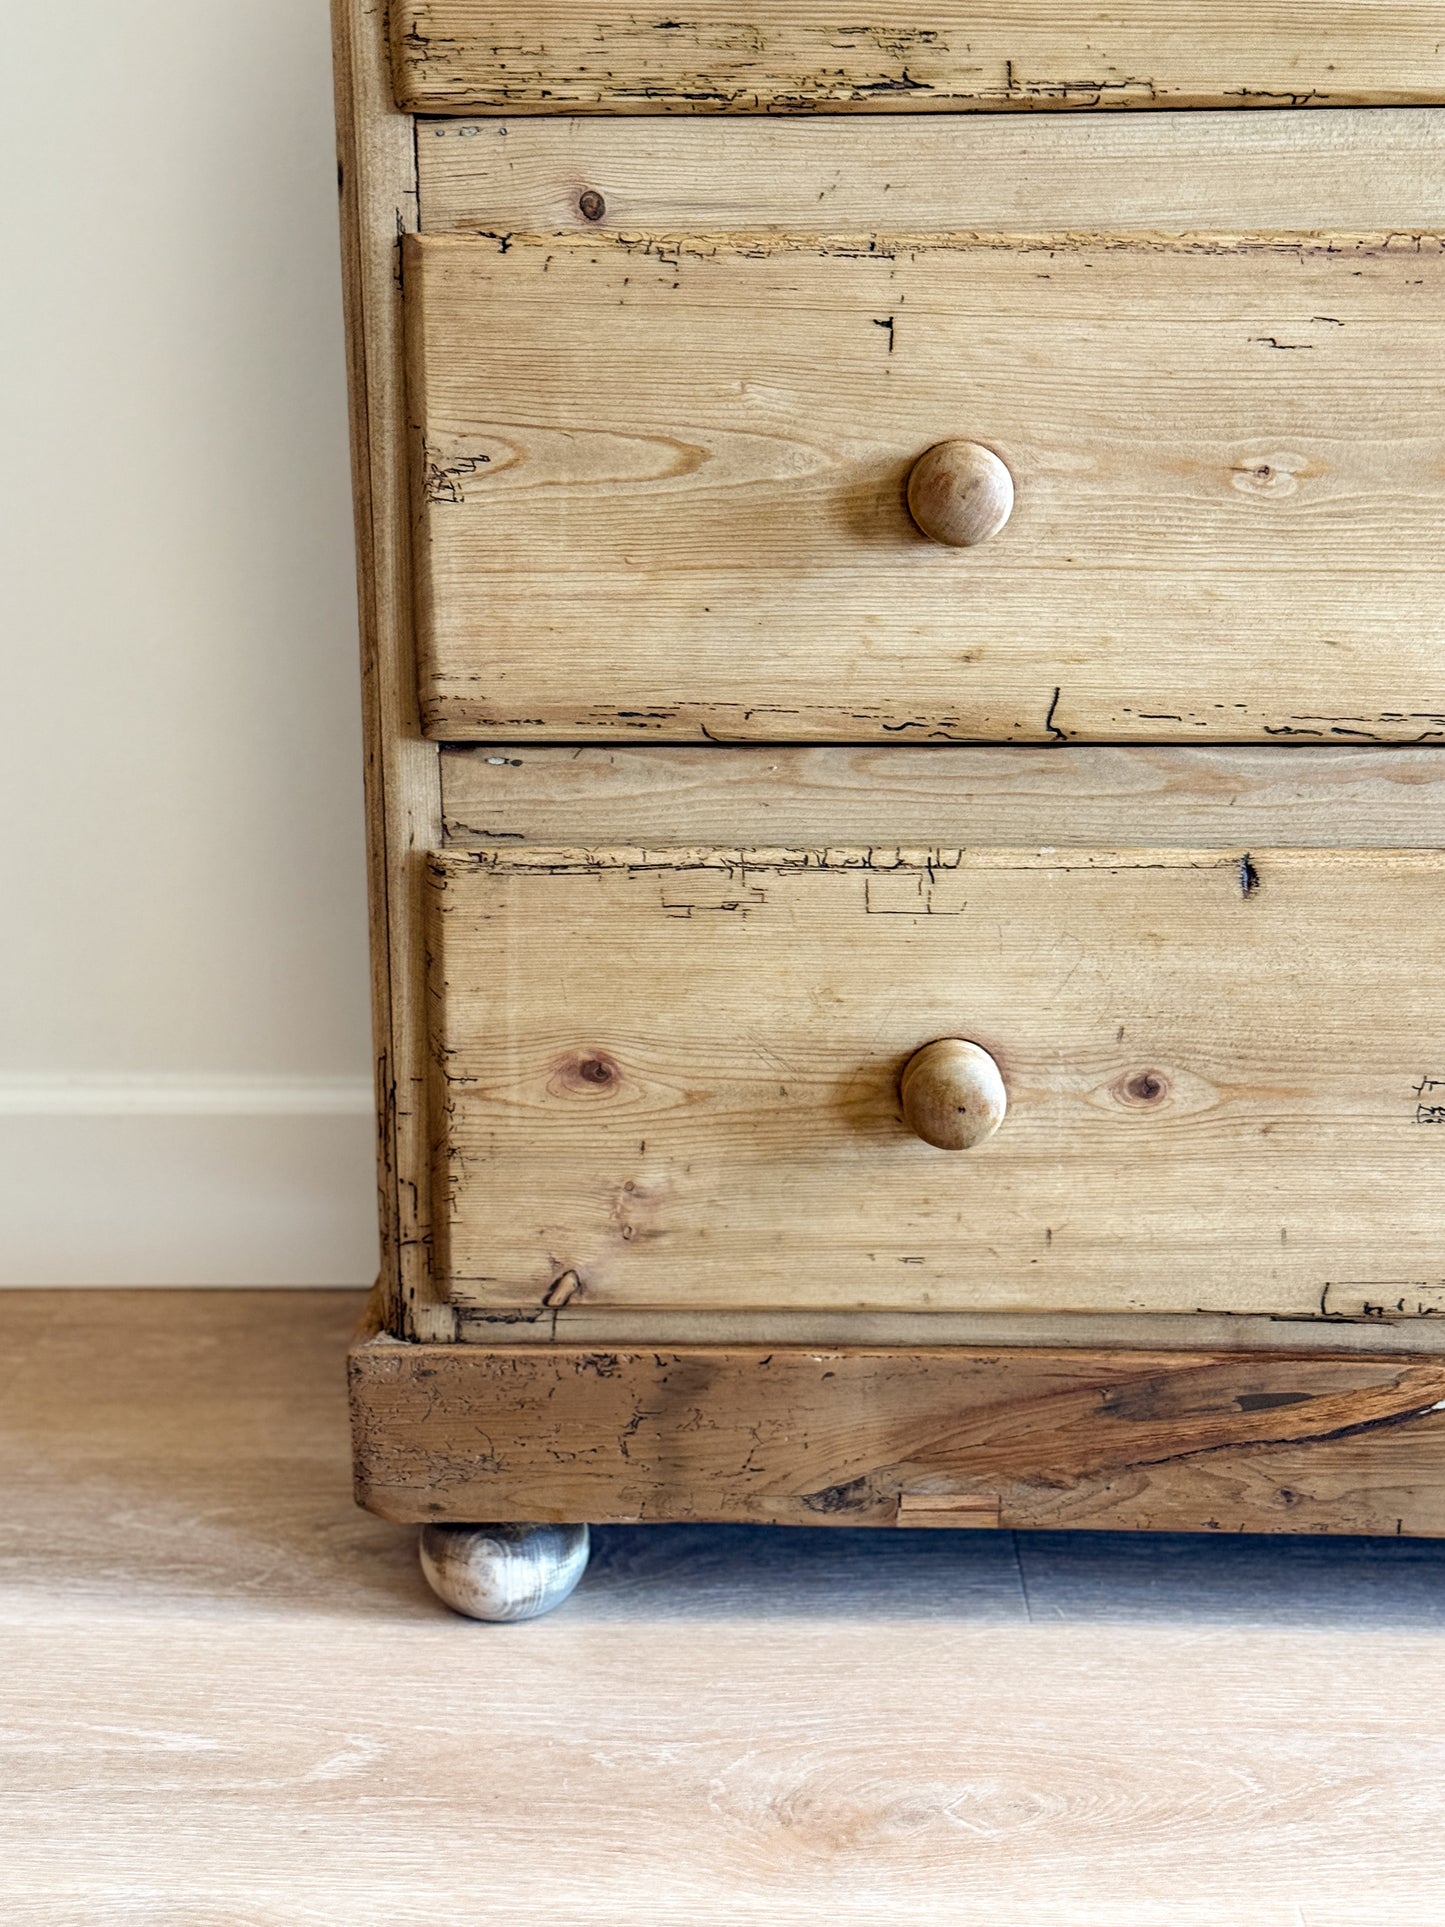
[906,441,1014,547]
[900,1039,1007,1150]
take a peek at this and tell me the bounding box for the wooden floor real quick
[4,1295,1445,1925]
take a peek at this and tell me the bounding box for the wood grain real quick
[417,108,1445,236]
[12,1290,1445,1925]
[427,844,1445,1319]
[390,1,1445,114]
[455,1302,1445,1353]
[352,1336,1445,1536]
[332,0,452,1339]
[441,744,1445,850]
[408,229,1445,744]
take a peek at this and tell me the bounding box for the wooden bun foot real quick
[419,1521,591,1622]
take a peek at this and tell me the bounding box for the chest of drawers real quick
[336,0,1445,1617]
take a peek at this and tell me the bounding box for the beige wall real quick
[0,0,378,1282]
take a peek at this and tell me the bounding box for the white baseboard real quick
[0,1077,379,1285]
[0,1073,374,1116]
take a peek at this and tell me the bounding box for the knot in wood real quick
[1113,1068,1171,1108]
[553,1050,621,1095]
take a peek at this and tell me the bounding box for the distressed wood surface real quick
[417,108,1445,236]
[408,229,1445,744]
[390,1,1445,114]
[14,1291,1445,1924]
[427,845,1445,1319]
[333,0,452,1339]
[454,1302,1445,1353]
[442,744,1445,850]
[352,1337,1445,1535]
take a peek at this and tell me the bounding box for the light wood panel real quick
[442,744,1445,849]
[408,230,1445,744]
[417,108,1445,236]
[332,0,452,1339]
[427,845,1445,1317]
[390,1,1445,114]
[454,1304,1445,1352]
[14,1292,1445,1927]
[352,1336,1445,1534]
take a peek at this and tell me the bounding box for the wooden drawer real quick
[406,108,1445,746]
[426,843,1445,1321]
[391,1,1445,114]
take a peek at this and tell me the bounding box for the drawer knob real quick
[900,1039,1007,1150]
[906,441,1014,547]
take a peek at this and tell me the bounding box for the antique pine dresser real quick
[336,0,1445,1618]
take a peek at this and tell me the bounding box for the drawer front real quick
[409,228,1445,744]
[427,845,1445,1319]
[391,2,1445,114]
